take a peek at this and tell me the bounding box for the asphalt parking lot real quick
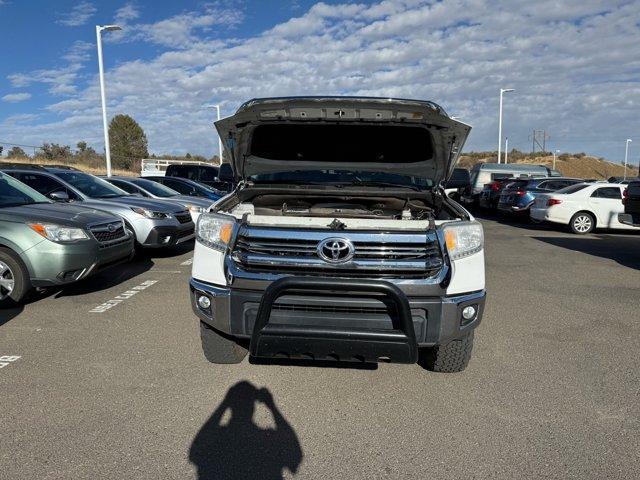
[1,216,639,480]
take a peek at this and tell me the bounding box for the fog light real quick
[462,305,477,321]
[197,295,211,309]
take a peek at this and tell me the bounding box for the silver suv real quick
[2,166,195,248]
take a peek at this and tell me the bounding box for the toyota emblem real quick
[107,223,117,232]
[317,238,354,263]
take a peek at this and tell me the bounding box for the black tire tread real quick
[420,331,474,373]
[199,322,247,364]
[0,247,30,307]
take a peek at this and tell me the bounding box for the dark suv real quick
[166,164,231,191]
[619,179,640,227]
[498,177,583,214]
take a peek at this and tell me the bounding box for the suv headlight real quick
[443,221,483,260]
[28,223,89,243]
[187,204,208,214]
[196,213,235,251]
[130,206,168,219]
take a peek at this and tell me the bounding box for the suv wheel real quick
[570,212,595,234]
[199,322,248,364]
[0,248,30,308]
[419,331,474,373]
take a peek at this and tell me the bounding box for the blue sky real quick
[1,0,639,165]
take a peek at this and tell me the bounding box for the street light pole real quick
[504,137,508,164]
[497,88,514,164]
[624,139,632,181]
[553,149,560,170]
[214,105,222,163]
[96,25,122,177]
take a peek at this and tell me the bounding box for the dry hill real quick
[457,153,639,180]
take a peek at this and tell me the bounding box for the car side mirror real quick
[49,190,70,202]
[218,163,234,183]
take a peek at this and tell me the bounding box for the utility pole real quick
[529,130,550,154]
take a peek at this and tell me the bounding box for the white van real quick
[463,163,555,204]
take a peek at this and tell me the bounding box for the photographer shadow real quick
[189,381,303,480]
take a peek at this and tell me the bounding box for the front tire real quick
[0,248,30,308]
[199,322,248,364]
[570,212,595,234]
[419,331,474,373]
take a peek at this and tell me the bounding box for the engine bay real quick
[220,190,465,222]
[252,195,434,220]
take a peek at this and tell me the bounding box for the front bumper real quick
[142,225,195,247]
[618,213,640,227]
[190,277,486,351]
[22,236,134,287]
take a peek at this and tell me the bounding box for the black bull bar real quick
[249,277,418,364]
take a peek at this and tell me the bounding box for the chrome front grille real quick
[90,221,128,248]
[232,227,443,276]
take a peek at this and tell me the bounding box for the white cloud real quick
[7,41,92,96]
[2,92,32,103]
[108,4,244,48]
[3,0,640,162]
[115,3,140,23]
[57,1,97,27]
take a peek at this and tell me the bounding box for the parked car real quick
[478,176,517,209]
[0,172,134,307]
[102,176,214,222]
[1,167,195,248]
[144,176,224,202]
[190,96,485,373]
[462,163,550,204]
[619,180,640,227]
[497,177,583,215]
[530,182,636,234]
[165,163,231,191]
[443,167,470,200]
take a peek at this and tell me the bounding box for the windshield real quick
[55,171,128,198]
[131,178,179,197]
[192,181,221,194]
[249,170,431,188]
[557,184,588,194]
[0,174,51,208]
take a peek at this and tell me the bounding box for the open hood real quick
[215,97,471,187]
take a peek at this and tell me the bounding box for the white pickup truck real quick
[190,97,485,373]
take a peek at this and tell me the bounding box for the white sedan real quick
[530,182,636,234]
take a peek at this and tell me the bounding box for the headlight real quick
[196,213,235,251]
[28,223,89,243]
[443,221,483,260]
[187,204,208,214]
[130,207,168,219]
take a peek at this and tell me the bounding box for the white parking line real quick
[89,280,158,313]
[0,355,21,370]
[180,258,193,266]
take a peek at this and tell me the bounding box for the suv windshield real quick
[131,178,179,197]
[249,170,431,188]
[55,171,128,198]
[0,174,50,208]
